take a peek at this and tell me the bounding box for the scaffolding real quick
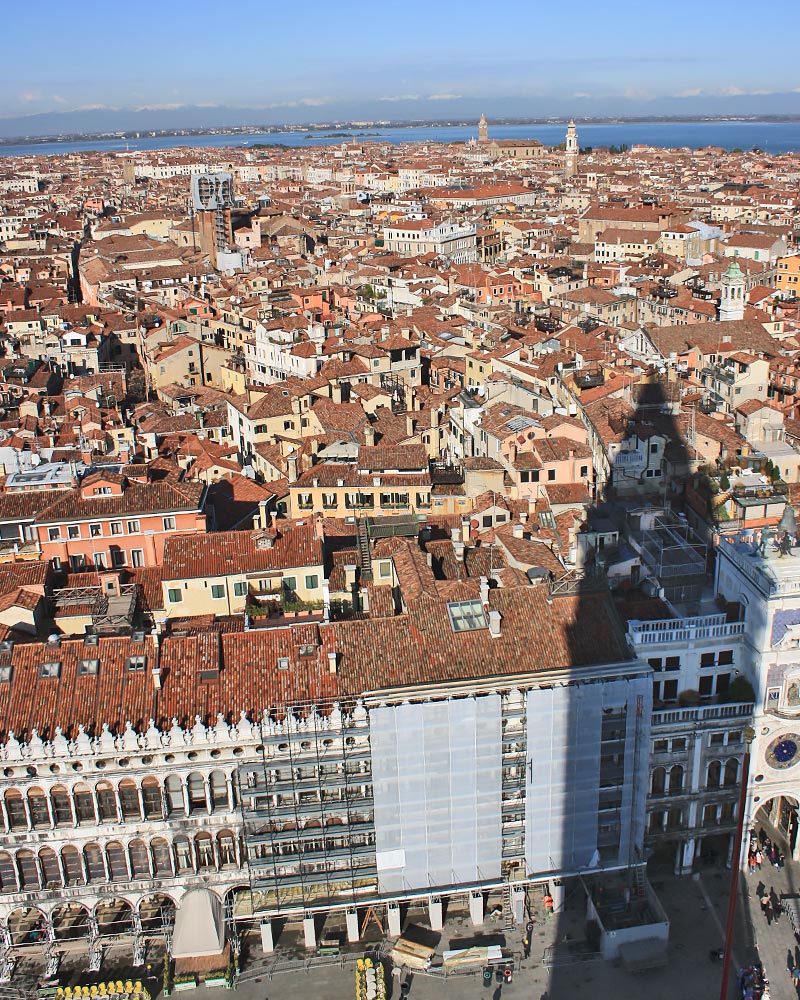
[235,703,377,919]
[633,510,708,605]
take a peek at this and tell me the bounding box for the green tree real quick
[719,472,730,491]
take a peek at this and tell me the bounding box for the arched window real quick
[151,838,173,878]
[724,758,740,787]
[165,775,185,816]
[142,778,163,819]
[96,781,117,822]
[62,846,83,886]
[217,830,236,867]
[707,760,722,789]
[119,780,140,821]
[209,771,228,812]
[106,841,128,882]
[187,773,206,814]
[0,851,17,891]
[74,784,95,825]
[39,848,61,888]
[5,791,26,831]
[651,767,666,796]
[668,765,684,794]
[51,786,72,826]
[17,849,40,889]
[174,836,193,874]
[195,833,214,871]
[84,843,105,884]
[129,840,150,879]
[28,788,49,830]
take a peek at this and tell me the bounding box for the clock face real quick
[767,734,800,769]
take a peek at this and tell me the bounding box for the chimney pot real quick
[488,610,502,637]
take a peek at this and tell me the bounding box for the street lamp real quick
[719,723,755,1000]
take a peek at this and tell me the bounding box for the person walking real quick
[761,893,772,924]
[792,965,800,988]
[756,849,764,870]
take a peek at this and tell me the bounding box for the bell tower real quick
[565,118,578,178]
[720,259,746,322]
[478,113,488,144]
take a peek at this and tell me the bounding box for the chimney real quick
[479,575,490,606]
[520,511,528,524]
[406,414,416,437]
[461,518,471,544]
[258,498,269,530]
[344,564,357,588]
[450,526,460,543]
[431,406,439,428]
[151,666,162,690]
[287,453,298,483]
[488,610,502,638]
[364,423,376,447]
[327,651,338,675]
[331,382,343,404]
[512,523,524,539]
[453,540,465,559]
[315,512,325,542]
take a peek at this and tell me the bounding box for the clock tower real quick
[478,113,488,144]
[565,118,578,178]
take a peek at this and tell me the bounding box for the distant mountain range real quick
[1,92,800,139]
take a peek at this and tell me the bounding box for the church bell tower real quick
[565,118,578,178]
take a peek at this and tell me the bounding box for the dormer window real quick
[126,655,147,672]
[40,661,61,679]
[79,658,99,676]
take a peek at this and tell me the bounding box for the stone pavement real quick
[7,859,792,1000]
[740,846,800,1000]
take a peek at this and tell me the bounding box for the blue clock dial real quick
[767,733,800,769]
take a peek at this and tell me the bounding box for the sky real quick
[1,0,799,126]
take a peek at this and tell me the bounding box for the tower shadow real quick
[542,374,692,994]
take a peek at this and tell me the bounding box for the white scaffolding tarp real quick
[171,888,225,959]
[371,695,503,893]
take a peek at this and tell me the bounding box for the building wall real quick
[526,675,652,873]
[370,696,502,893]
[36,511,206,571]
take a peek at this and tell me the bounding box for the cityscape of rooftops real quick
[0,2,798,999]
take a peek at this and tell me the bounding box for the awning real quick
[171,889,225,959]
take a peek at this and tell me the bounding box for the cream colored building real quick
[161,518,325,619]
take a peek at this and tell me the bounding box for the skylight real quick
[447,600,489,633]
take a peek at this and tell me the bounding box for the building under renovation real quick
[0,566,655,963]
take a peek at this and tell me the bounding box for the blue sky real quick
[1,0,799,120]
